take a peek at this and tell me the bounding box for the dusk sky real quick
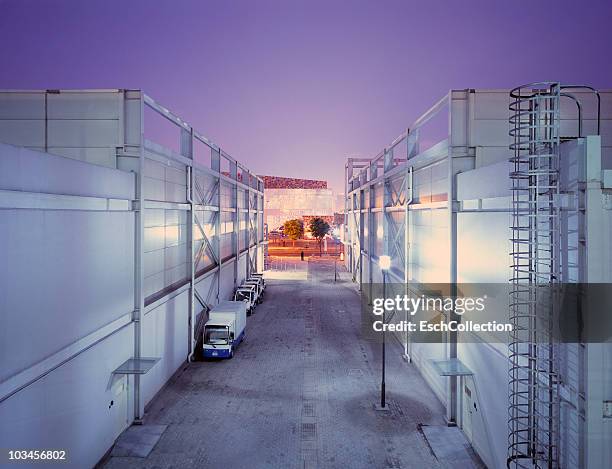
[1,0,611,192]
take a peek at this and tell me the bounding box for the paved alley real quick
[103,258,447,469]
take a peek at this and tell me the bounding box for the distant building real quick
[333,212,344,226]
[332,192,345,213]
[261,175,334,232]
[260,175,327,190]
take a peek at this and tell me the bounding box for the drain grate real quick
[390,400,405,416]
[348,368,364,377]
[302,402,315,417]
[301,422,316,440]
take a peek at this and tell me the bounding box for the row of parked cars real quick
[233,273,266,315]
[202,273,266,359]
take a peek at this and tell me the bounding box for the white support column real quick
[445,90,476,426]
[403,164,413,362]
[212,148,221,303]
[182,127,195,362]
[246,177,251,278]
[358,190,363,288]
[447,93,457,425]
[232,162,239,286]
[345,160,352,274]
[133,92,145,423]
[186,166,195,359]
[583,136,609,469]
[382,147,392,272]
[368,162,376,301]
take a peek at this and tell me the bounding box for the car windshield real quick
[235,291,250,302]
[205,326,228,345]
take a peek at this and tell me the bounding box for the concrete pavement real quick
[103,258,446,469]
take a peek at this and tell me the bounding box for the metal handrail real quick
[143,93,264,188]
[561,85,601,135]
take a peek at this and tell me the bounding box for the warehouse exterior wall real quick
[0,90,141,168]
[0,90,264,469]
[0,143,137,468]
[141,290,190,406]
[345,88,612,468]
[0,325,135,469]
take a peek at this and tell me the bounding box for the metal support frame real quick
[343,85,608,469]
[247,179,252,277]
[403,165,413,361]
[138,93,264,408]
[186,164,195,362]
[344,90,471,428]
[0,89,264,431]
[133,94,145,423]
[232,161,239,285]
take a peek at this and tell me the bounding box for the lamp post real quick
[334,256,337,282]
[378,255,391,409]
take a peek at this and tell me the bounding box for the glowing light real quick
[379,255,391,271]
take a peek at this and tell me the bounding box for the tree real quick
[283,219,304,246]
[308,217,330,254]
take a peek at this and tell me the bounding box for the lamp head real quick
[379,255,391,271]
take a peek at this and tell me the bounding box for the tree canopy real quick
[283,219,304,243]
[308,217,330,249]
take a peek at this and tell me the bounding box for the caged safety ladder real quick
[508,82,562,469]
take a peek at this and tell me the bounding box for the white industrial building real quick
[1,84,611,469]
[0,90,264,468]
[344,85,612,468]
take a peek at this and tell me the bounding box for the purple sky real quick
[1,0,611,192]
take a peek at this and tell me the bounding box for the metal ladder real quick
[508,82,561,469]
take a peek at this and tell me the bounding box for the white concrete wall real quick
[0,325,134,469]
[219,262,236,301]
[0,129,262,468]
[0,143,136,469]
[141,290,190,406]
[347,89,612,469]
[0,90,141,169]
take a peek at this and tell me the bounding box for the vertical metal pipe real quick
[358,191,363,288]
[246,173,251,279]
[186,166,195,362]
[368,165,375,303]
[345,162,349,274]
[446,92,458,425]
[404,165,413,361]
[216,153,222,303]
[233,162,239,286]
[44,91,48,153]
[133,92,145,423]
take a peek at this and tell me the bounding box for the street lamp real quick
[334,256,337,282]
[378,255,391,409]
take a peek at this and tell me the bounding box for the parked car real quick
[250,273,265,290]
[242,278,264,303]
[234,285,257,315]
